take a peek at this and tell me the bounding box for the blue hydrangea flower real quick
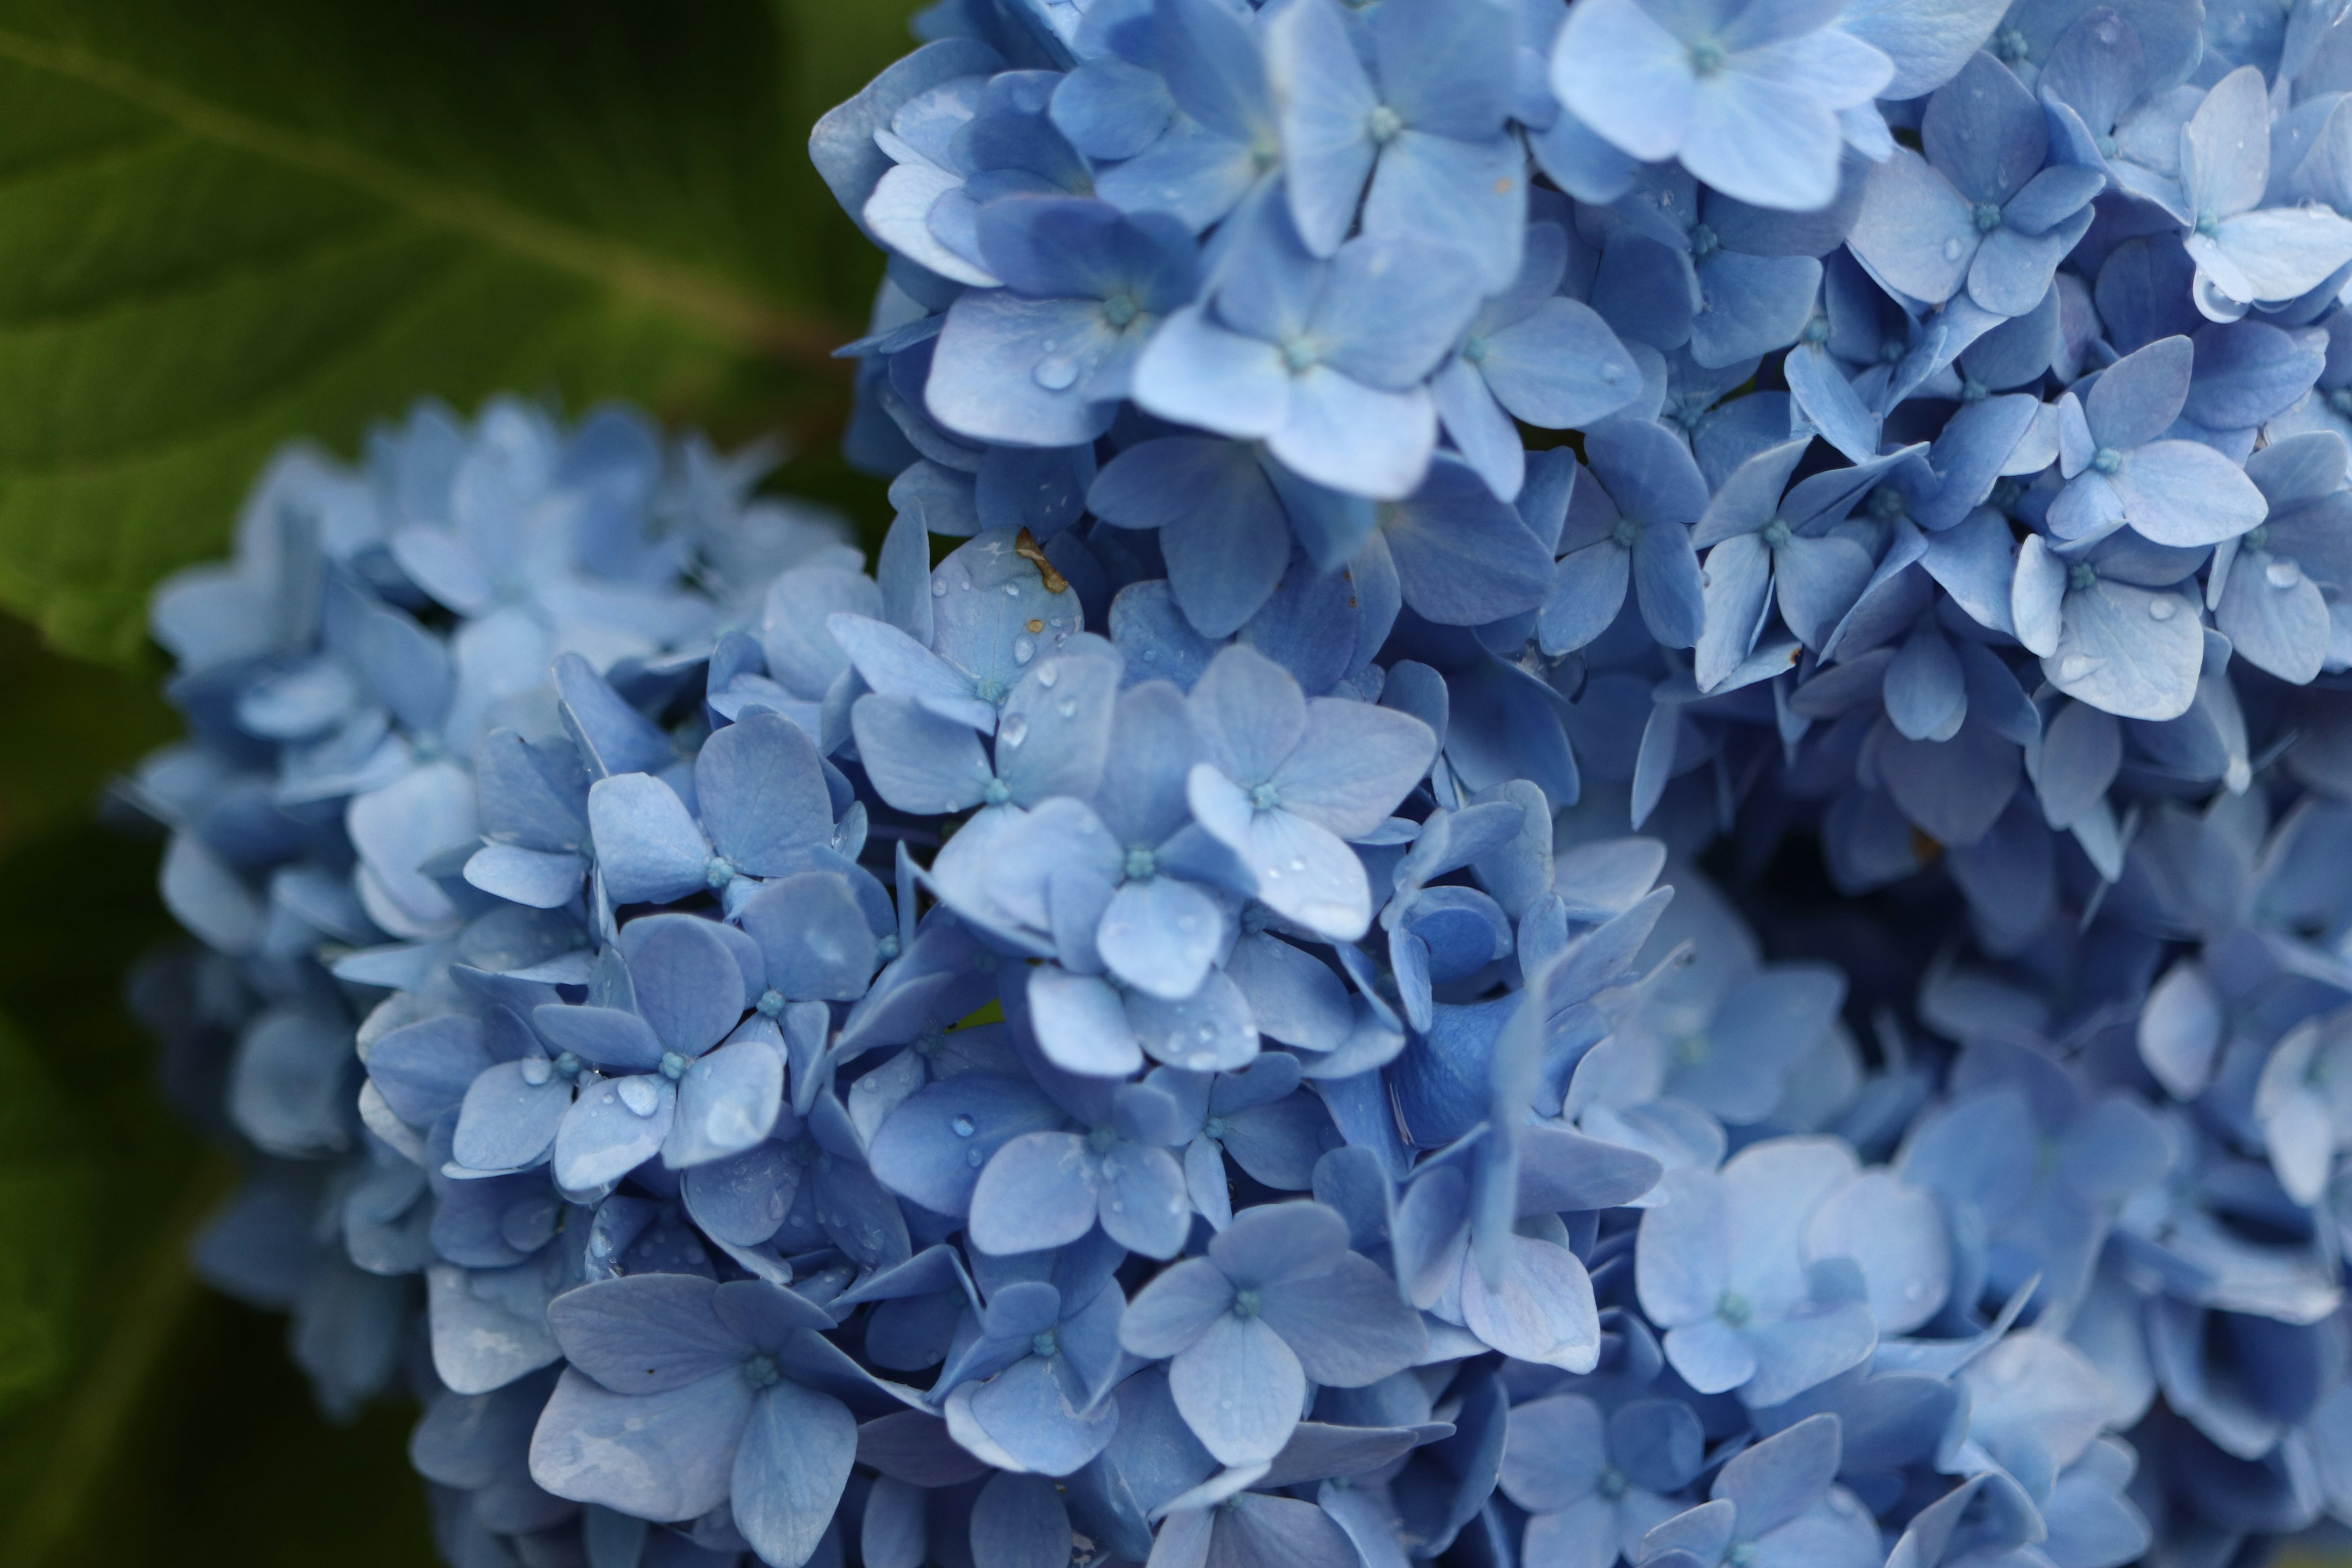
[1118,1200,1427,1464]
[132,2,2352,1560]
[1550,0,1895,211]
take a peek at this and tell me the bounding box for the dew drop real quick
[999,714,1030,748]
[1005,584,1022,597]
[1288,858,1307,872]
[2147,597,2178,620]
[1012,635,1036,664]
[1058,698,1077,717]
[931,578,948,597]
[952,1113,977,1137]
[617,1076,661,1117]
[1942,237,1965,261]
[2268,559,2305,588]
[520,1056,552,1086]
[2059,654,2098,681]
[1035,354,1080,390]
[967,1147,986,1167]
[1036,662,1060,688]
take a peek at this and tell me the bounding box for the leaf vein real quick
[0,26,842,361]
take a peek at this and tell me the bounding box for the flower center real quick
[1689,223,1720,258]
[1728,1544,1757,1568]
[2245,525,2271,553]
[1282,337,1319,374]
[1365,104,1404,144]
[1972,202,2005,234]
[1087,1125,1120,1154]
[1031,1329,1060,1359]
[1715,1290,1753,1327]
[2090,447,2124,475]
[1125,845,1158,881]
[2070,562,2100,593]
[1959,378,1988,404]
[1688,39,1725,75]
[1102,292,1140,330]
[659,1050,692,1081]
[983,777,1013,806]
[2195,209,2220,237]
[1461,334,1490,365]
[1800,315,1830,347]
[1596,1466,1629,1501]
[552,1051,584,1079]
[1249,782,1283,810]
[1232,1288,1263,1319]
[758,988,785,1017]
[1612,517,1640,550]
[704,854,736,889]
[1994,25,2032,61]
[743,1354,780,1389]
[1761,518,1793,550]
[1869,487,1907,522]
[2331,387,2352,415]
[876,933,900,961]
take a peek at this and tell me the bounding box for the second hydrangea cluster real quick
[114,0,2352,1566]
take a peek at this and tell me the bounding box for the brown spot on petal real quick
[1015,527,1069,593]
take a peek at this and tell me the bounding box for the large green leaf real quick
[0,0,881,662]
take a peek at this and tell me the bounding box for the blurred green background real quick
[0,2,918,1559]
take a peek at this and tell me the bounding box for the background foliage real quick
[0,1,916,1558]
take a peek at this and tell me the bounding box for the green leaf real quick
[0,1009,92,1415]
[0,0,881,663]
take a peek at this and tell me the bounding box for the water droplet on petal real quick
[520,1056,552,1086]
[999,714,1029,748]
[1012,635,1036,664]
[1943,237,1966,261]
[2268,559,2305,588]
[1004,583,1022,597]
[2059,654,2098,682]
[2147,597,2178,620]
[1058,698,1076,717]
[1035,354,1080,390]
[952,1113,977,1137]
[617,1076,660,1117]
[1289,858,1307,872]
[967,1147,985,1167]
[931,578,949,597]
[1036,662,1060,687]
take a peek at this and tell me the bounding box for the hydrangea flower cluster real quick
[116,0,2352,1566]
